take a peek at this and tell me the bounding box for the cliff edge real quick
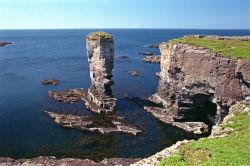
[148,35,250,133]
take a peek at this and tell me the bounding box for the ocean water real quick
[0,29,250,160]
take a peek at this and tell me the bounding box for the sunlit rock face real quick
[86,32,116,113]
[153,35,250,125]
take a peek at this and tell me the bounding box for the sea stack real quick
[86,32,116,113]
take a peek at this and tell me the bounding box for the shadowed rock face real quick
[152,35,250,126]
[86,32,116,113]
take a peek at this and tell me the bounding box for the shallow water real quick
[0,29,250,160]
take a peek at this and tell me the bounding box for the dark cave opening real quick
[177,94,217,127]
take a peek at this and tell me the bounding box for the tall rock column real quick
[86,32,116,113]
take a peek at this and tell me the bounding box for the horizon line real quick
[0,28,250,30]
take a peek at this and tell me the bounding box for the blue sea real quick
[1,29,250,160]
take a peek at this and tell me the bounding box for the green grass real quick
[157,104,250,166]
[171,37,250,60]
[88,31,112,40]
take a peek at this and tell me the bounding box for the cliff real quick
[136,98,250,166]
[149,35,250,132]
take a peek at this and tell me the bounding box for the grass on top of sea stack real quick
[88,31,113,40]
[157,103,250,166]
[171,37,250,60]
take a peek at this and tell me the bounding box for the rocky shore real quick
[45,111,141,135]
[0,156,140,166]
[132,98,250,166]
[2,35,249,165]
[1,99,248,166]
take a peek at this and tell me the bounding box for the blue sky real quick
[0,0,249,29]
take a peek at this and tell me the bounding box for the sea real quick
[1,29,250,161]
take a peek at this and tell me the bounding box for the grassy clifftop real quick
[171,36,250,60]
[157,102,250,166]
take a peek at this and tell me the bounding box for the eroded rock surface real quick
[45,111,141,135]
[143,55,160,63]
[48,88,85,103]
[149,35,250,131]
[0,156,140,166]
[86,32,116,113]
[42,79,59,86]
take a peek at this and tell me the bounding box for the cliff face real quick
[154,37,250,125]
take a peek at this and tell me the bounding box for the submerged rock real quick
[118,55,129,59]
[0,41,12,46]
[147,44,160,48]
[128,70,140,77]
[42,79,59,86]
[45,111,141,136]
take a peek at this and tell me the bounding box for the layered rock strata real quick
[86,32,116,113]
[48,89,141,135]
[146,35,250,134]
[45,111,141,135]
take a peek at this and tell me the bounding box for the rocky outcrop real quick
[118,55,129,59]
[144,106,209,134]
[86,32,116,113]
[147,44,160,48]
[48,32,116,114]
[148,35,250,133]
[139,51,154,56]
[0,41,12,46]
[42,79,59,86]
[143,56,160,63]
[133,98,250,166]
[45,111,141,135]
[48,88,84,103]
[0,156,140,166]
[46,32,141,136]
[128,70,140,77]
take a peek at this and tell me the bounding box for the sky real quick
[0,0,249,29]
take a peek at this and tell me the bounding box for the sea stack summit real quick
[85,32,116,113]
